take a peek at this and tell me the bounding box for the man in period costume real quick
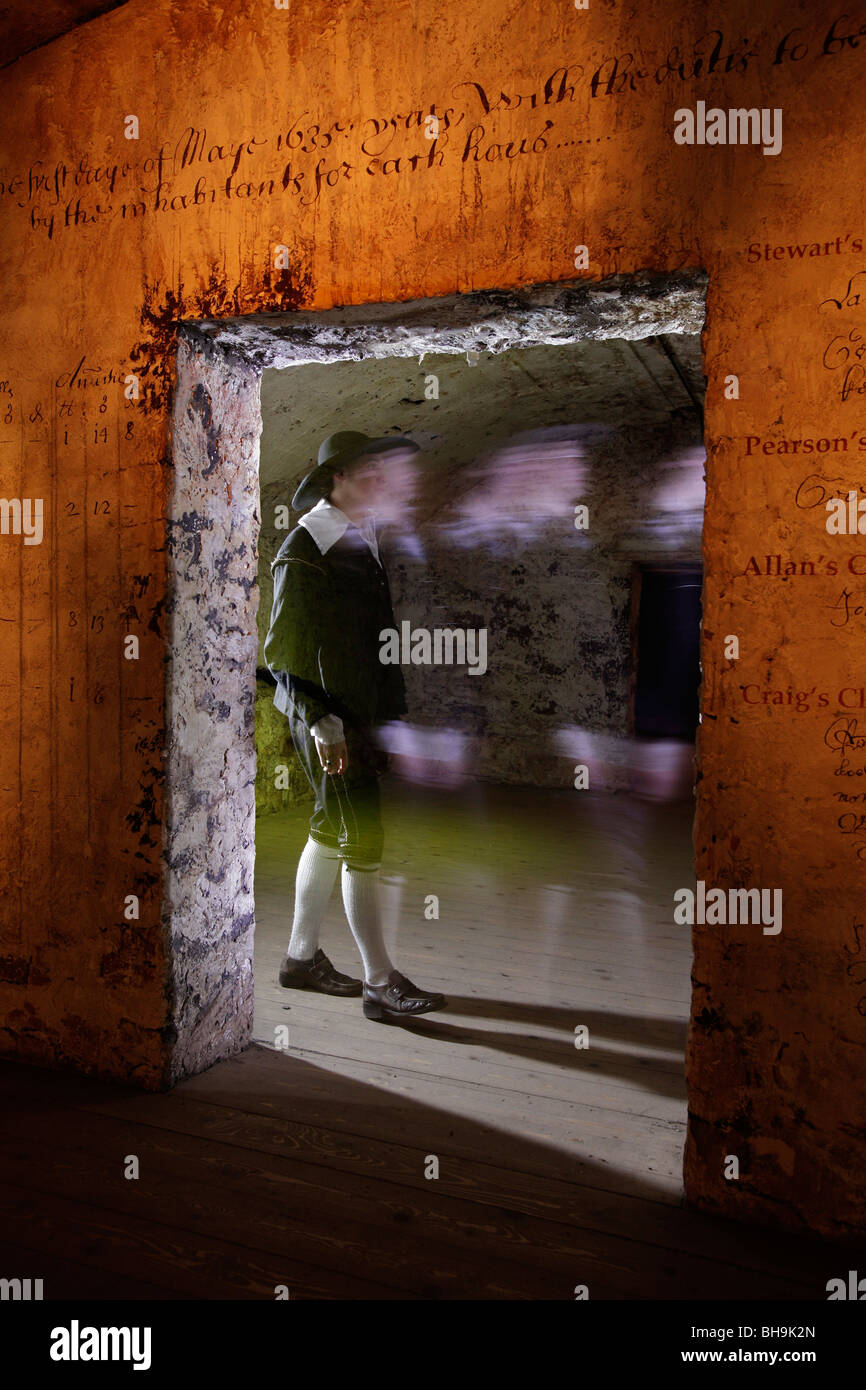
[264,430,446,1021]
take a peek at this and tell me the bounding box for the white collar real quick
[298,498,380,563]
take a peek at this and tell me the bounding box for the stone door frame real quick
[162,271,708,1085]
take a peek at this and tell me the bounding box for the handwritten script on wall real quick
[2,15,865,240]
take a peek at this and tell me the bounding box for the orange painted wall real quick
[1,0,865,1235]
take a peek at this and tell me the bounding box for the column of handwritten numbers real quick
[64,393,121,540]
[0,380,17,537]
[0,377,13,443]
[88,392,122,832]
[117,394,141,798]
[59,391,120,841]
[59,388,131,927]
[53,391,88,850]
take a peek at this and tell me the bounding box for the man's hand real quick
[315,737,348,775]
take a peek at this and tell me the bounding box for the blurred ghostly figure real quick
[376,720,470,788]
[653,446,706,514]
[630,738,695,801]
[620,445,706,552]
[552,725,694,802]
[364,444,421,531]
[366,441,427,561]
[435,426,604,550]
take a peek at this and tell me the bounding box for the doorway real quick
[163,274,707,1214]
[632,565,702,742]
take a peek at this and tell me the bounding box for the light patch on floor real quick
[254,781,694,1204]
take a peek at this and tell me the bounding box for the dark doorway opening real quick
[632,564,702,741]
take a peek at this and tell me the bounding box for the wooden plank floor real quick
[255,781,694,1207]
[1,782,860,1299]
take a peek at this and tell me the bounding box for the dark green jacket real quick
[263,524,407,730]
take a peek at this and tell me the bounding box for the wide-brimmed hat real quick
[291,431,419,511]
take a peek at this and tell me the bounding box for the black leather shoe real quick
[278,948,362,996]
[363,970,446,1021]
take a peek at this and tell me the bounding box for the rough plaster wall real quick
[255,677,312,815]
[256,336,706,507]
[163,339,261,1082]
[0,0,864,1233]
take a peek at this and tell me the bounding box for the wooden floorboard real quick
[2,785,862,1299]
[0,1049,857,1300]
[252,783,694,1220]
[0,1238,193,1300]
